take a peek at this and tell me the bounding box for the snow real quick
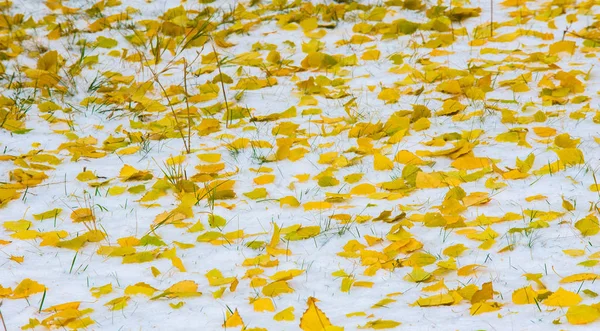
[2,0,600,330]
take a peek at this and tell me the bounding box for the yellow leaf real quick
[300,297,332,331]
[66,317,94,329]
[244,188,268,200]
[579,260,598,267]
[319,152,338,164]
[153,280,202,299]
[303,201,332,211]
[70,208,95,223]
[560,273,600,283]
[108,186,126,196]
[512,286,539,305]
[274,307,295,321]
[470,301,501,315]
[11,279,45,299]
[555,148,584,166]
[76,170,96,182]
[566,305,600,325]
[223,309,244,328]
[350,183,377,195]
[299,96,318,107]
[280,196,300,207]
[406,252,437,267]
[341,277,354,293]
[197,153,221,163]
[116,146,140,155]
[119,164,153,181]
[344,173,364,184]
[42,301,81,312]
[300,17,318,32]
[347,311,367,317]
[549,41,576,55]
[451,156,489,170]
[0,285,12,297]
[415,172,443,189]
[378,88,400,104]
[284,226,320,240]
[555,133,580,148]
[533,126,557,137]
[9,255,24,263]
[543,287,582,307]
[457,264,484,277]
[262,281,294,297]
[90,283,112,298]
[437,80,462,94]
[563,249,585,257]
[413,118,430,131]
[124,282,157,296]
[318,176,339,187]
[208,214,227,228]
[253,297,275,312]
[33,208,62,221]
[525,194,547,202]
[270,269,304,281]
[471,282,494,304]
[254,174,275,185]
[371,298,396,308]
[213,287,226,299]
[170,301,185,309]
[394,150,427,165]
[358,319,401,329]
[171,256,186,272]
[105,296,130,310]
[575,215,599,236]
[95,36,118,48]
[361,49,381,61]
[37,50,59,73]
[437,99,466,116]
[0,188,20,207]
[205,269,236,286]
[413,294,455,307]
[374,153,394,171]
[404,267,432,283]
[423,279,447,292]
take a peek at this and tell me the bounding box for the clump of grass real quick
[156,158,189,193]
[151,71,192,154]
[76,191,99,233]
[211,40,232,127]
[0,301,7,331]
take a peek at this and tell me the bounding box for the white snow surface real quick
[1,0,600,330]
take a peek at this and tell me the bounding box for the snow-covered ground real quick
[2,0,600,330]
